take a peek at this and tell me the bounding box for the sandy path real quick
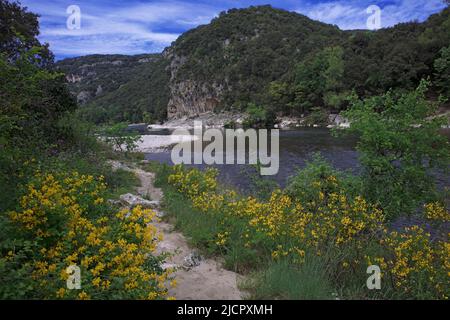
[110,161,243,300]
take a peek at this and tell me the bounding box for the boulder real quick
[107,199,122,206]
[155,210,166,218]
[328,114,351,128]
[119,193,160,209]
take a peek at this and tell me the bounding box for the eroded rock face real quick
[167,80,223,119]
[66,74,83,83]
[165,50,225,119]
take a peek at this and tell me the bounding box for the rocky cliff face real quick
[164,50,225,119]
[56,53,170,123]
[167,79,224,119]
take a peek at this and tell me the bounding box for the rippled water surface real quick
[145,128,359,189]
[144,127,450,190]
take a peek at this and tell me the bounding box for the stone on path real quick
[182,252,203,271]
[119,193,160,209]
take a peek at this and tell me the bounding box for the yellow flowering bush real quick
[424,202,450,222]
[168,165,218,199]
[169,166,383,257]
[368,226,449,299]
[166,165,450,299]
[3,171,172,300]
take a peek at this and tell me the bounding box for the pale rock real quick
[182,252,202,270]
[119,193,160,209]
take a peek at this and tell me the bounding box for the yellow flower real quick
[77,291,90,300]
[92,277,101,288]
[56,288,66,298]
[425,202,450,222]
[94,198,104,205]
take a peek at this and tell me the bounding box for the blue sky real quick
[20,0,447,60]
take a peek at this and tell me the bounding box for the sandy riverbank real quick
[135,134,199,153]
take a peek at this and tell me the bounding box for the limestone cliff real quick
[164,49,225,119]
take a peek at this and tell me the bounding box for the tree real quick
[338,80,450,218]
[291,46,346,113]
[0,0,75,211]
[434,45,450,98]
[0,0,53,66]
[243,103,276,128]
[268,81,295,115]
[102,123,142,156]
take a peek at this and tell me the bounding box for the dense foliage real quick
[242,103,277,128]
[0,0,53,66]
[0,0,171,299]
[157,162,449,299]
[171,5,343,111]
[56,54,170,124]
[434,45,450,97]
[338,80,450,218]
[3,172,172,299]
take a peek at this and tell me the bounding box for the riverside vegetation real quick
[150,80,449,300]
[154,156,448,299]
[0,1,174,299]
[1,0,449,300]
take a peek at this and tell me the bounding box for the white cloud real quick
[111,2,217,25]
[297,0,447,30]
[20,0,448,58]
[305,3,366,29]
[22,0,219,57]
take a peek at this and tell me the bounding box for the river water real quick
[142,127,449,238]
[143,127,449,192]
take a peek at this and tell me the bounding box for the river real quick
[142,127,448,192]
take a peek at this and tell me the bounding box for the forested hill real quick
[56,54,169,123]
[57,5,450,124]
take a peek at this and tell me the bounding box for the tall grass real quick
[244,257,334,300]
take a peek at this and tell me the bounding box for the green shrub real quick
[243,103,277,128]
[100,123,142,156]
[286,154,361,202]
[304,107,329,126]
[338,80,450,218]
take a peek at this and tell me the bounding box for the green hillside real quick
[56,54,169,123]
[171,5,344,109]
[57,5,450,124]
